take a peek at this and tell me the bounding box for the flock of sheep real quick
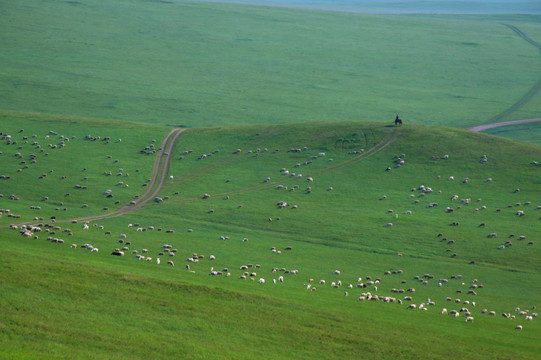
[2,127,539,334]
[12,217,537,331]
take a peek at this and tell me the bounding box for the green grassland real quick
[1,0,541,358]
[1,0,540,129]
[1,114,540,359]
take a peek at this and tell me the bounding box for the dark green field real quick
[1,1,540,129]
[1,1,540,359]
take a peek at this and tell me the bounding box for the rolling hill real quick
[1,113,540,359]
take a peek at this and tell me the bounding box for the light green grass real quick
[1,114,541,359]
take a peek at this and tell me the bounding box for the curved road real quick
[467,118,541,132]
[70,126,401,223]
[73,127,186,223]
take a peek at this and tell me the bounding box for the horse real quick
[395,117,402,126]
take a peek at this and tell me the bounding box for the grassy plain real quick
[1,114,541,359]
[0,0,540,128]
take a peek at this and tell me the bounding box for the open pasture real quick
[1,0,540,129]
[1,114,540,359]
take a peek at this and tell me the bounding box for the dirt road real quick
[74,128,186,223]
[467,118,541,132]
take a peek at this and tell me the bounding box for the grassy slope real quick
[1,114,540,359]
[0,1,540,129]
[0,112,169,222]
[484,122,541,146]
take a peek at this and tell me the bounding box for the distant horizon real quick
[193,0,541,15]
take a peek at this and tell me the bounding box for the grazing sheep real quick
[515,325,523,330]
[465,316,474,322]
[167,260,174,266]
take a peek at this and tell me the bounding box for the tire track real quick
[502,23,541,52]
[9,126,399,227]
[467,118,541,132]
[163,128,401,203]
[67,127,186,223]
[486,24,541,123]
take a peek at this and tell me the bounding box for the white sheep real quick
[465,316,474,322]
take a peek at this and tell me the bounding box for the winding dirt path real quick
[467,118,541,132]
[73,127,186,223]
[157,127,402,203]
[11,125,400,227]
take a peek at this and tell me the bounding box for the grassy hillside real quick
[1,0,540,129]
[484,122,541,146]
[1,114,540,359]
